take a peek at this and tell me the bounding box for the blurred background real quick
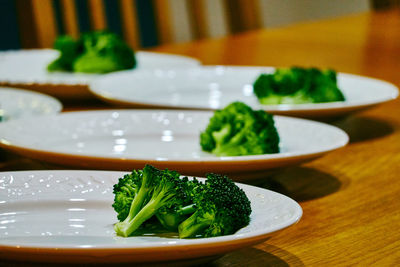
[0,0,397,51]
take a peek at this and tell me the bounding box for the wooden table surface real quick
[2,8,400,266]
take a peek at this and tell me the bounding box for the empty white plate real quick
[0,87,62,122]
[0,170,302,264]
[0,110,348,178]
[89,66,399,118]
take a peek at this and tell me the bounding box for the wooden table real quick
[2,9,400,266]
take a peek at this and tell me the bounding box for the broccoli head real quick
[178,173,251,238]
[112,165,252,239]
[73,31,136,73]
[253,67,345,105]
[47,31,136,73]
[47,35,79,72]
[155,177,201,231]
[200,102,280,156]
[112,170,141,221]
[113,165,189,237]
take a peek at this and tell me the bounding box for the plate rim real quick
[0,86,63,120]
[0,49,201,86]
[0,169,302,263]
[88,65,399,115]
[0,110,349,173]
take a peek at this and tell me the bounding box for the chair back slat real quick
[224,0,261,34]
[187,0,208,40]
[153,0,174,44]
[120,0,140,49]
[87,0,107,30]
[60,0,79,38]
[5,0,266,50]
[202,0,229,38]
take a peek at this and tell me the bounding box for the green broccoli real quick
[113,165,189,237]
[73,31,136,73]
[253,67,345,105]
[112,170,141,222]
[47,31,136,73]
[47,35,79,72]
[112,165,252,239]
[178,173,251,238]
[155,177,200,231]
[200,102,280,157]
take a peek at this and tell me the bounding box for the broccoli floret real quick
[113,165,189,237]
[73,31,136,73]
[155,177,201,231]
[112,166,252,239]
[112,170,141,221]
[47,35,79,72]
[178,173,251,238]
[47,31,136,73]
[200,102,280,156]
[253,67,345,104]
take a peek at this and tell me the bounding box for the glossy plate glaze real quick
[0,49,201,100]
[89,66,399,118]
[0,87,62,122]
[0,110,348,178]
[0,170,302,264]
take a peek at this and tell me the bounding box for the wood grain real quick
[159,9,400,266]
[2,8,400,266]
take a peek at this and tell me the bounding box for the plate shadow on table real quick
[250,166,344,202]
[0,247,302,267]
[331,115,394,143]
[0,255,221,267]
[205,244,304,267]
[0,152,52,172]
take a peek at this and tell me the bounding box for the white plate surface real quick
[0,110,348,176]
[0,170,302,263]
[0,49,201,85]
[0,87,62,121]
[89,66,399,117]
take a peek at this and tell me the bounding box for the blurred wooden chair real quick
[4,0,261,50]
[371,0,400,9]
[1,0,372,51]
[156,0,262,43]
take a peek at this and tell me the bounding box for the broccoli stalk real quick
[113,165,185,237]
[156,204,197,231]
[178,210,215,238]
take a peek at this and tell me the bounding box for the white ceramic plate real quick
[0,49,201,100]
[0,170,302,264]
[89,66,399,118]
[0,110,348,178]
[0,87,62,122]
